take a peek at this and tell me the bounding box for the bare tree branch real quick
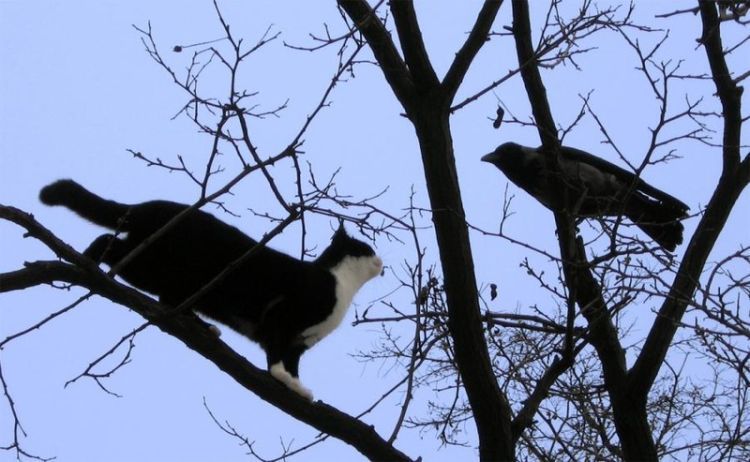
[389,0,439,88]
[340,1,516,459]
[630,0,749,402]
[442,0,504,102]
[337,0,415,107]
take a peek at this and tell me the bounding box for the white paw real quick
[269,362,314,401]
[289,378,314,401]
[208,324,222,337]
[270,362,293,382]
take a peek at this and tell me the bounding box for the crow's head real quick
[481,142,532,175]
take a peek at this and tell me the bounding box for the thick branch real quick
[0,207,412,462]
[0,262,90,292]
[697,0,744,173]
[509,0,627,383]
[629,0,747,402]
[337,0,415,107]
[413,114,515,461]
[389,0,440,88]
[510,1,655,459]
[510,0,558,145]
[511,352,575,441]
[442,0,503,102]
[340,2,515,459]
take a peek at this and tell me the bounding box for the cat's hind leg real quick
[207,324,222,337]
[84,234,127,264]
[159,295,223,338]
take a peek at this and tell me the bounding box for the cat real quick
[39,179,383,400]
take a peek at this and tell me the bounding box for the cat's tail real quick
[40,179,131,230]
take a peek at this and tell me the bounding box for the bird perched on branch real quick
[481,142,689,252]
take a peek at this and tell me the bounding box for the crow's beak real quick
[481,152,498,163]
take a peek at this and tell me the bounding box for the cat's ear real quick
[335,218,347,237]
[330,219,345,242]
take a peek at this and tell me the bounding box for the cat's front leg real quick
[269,362,314,401]
[267,345,313,400]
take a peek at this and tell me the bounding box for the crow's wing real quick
[559,146,689,212]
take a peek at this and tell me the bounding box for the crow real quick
[481,142,689,252]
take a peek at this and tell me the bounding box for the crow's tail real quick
[40,180,131,230]
[626,195,688,252]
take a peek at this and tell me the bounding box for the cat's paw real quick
[270,362,293,382]
[289,378,314,401]
[269,363,314,401]
[207,324,222,337]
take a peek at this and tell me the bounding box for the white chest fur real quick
[301,254,382,347]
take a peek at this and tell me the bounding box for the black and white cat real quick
[40,180,382,400]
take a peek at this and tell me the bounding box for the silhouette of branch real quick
[389,0,440,88]
[509,0,661,459]
[631,0,750,403]
[203,397,329,462]
[341,1,519,458]
[64,322,151,397]
[0,361,54,462]
[337,0,415,106]
[442,0,503,101]
[0,292,92,349]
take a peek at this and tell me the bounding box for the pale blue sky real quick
[1,2,748,461]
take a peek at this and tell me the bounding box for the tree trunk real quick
[411,103,515,461]
[612,395,658,461]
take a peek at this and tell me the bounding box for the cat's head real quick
[316,223,383,282]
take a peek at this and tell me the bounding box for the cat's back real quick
[122,200,257,276]
[126,200,251,245]
[128,200,313,275]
